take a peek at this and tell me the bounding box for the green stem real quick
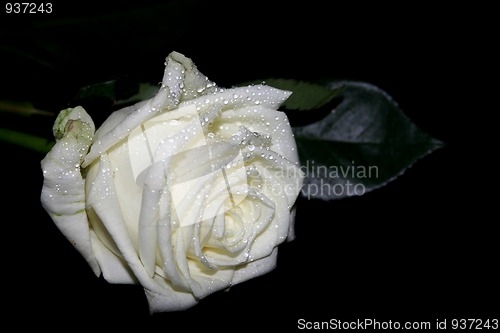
[0,128,54,154]
[0,100,54,116]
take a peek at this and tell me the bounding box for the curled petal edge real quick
[41,106,101,276]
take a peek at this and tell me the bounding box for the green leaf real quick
[115,82,159,106]
[76,80,118,103]
[293,81,444,200]
[76,77,144,105]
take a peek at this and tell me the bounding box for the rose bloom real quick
[41,52,303,312]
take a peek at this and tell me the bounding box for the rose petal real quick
[145,279,197,313]
[186,259,235,299]
[92,103,139,142]
[87,154,197,312]
[232,247,278,286]
[40,106,100,276]
[90,232,137,284]
[82,88,173,167]
[164,51,216,101]
[157,188,191,291]
[185,85,292,113]
[137,162,163,277]
[219,106,299,164]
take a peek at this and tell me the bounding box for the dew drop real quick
[248,145,255,151]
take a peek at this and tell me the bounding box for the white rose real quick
[41,52,303,312]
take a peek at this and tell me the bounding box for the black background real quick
[1,0,496,330]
